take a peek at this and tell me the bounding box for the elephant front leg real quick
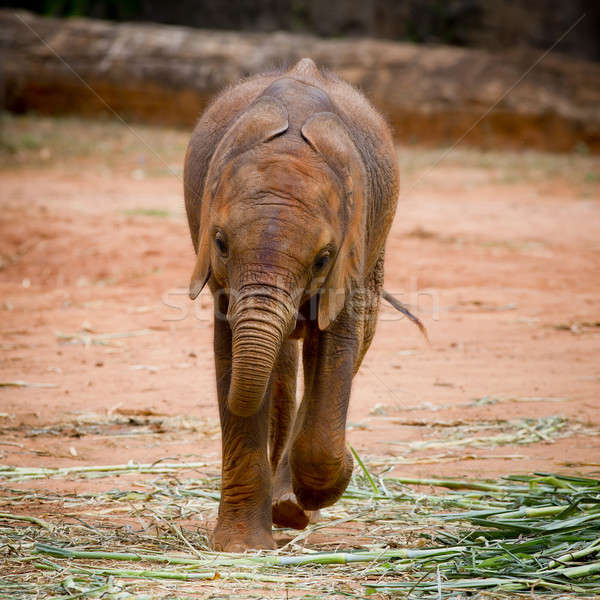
[212,310,275,552]
[289,314,360,511]
[215,411,274,551]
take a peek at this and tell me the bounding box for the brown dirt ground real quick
[1,115,600,545]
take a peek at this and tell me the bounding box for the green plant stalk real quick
[35,555,295,584]
[59,578,114,600]
[365,576,590,593]
[548,538,600,567]
[552,560,600,579]
[35,544,220,567]
[274,546,467,566]
[365,577,515,590]
[390,477,515,492]
[35,562,217,581]
[0,462,207,475]
[439,504,581,521]
[35,543,468,568]
[349,445,379,495]
[0,512,53,531]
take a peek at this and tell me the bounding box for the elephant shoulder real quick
[320,74,399,249]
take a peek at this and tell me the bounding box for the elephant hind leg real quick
[355,253,384,373]
[268,339,298,473]
[272,447,324,529]
[269,339,321,529]
[272,453,322,529]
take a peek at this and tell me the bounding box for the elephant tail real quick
[382,290,429,343]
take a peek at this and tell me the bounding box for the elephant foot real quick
[272,491,321,529]
[212,518,275,552]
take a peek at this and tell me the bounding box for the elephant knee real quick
[292,456,340,489]
[289,441,353,509]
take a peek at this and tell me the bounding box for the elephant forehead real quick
[228,203,327,244]
[223,149,343,217]
[223,198,334,265]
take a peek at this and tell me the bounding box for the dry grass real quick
[1,455,599,599]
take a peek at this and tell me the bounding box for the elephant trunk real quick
[227,287,294,417]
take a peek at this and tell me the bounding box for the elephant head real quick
[188,95,367,417]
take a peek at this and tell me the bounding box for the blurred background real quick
[1,0,599,518]
[1,1,599,151]
[3,0,599,60]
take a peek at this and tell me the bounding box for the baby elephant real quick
[185,58,399,551]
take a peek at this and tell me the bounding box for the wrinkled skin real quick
[184,59,399,551]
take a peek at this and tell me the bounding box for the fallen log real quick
[1,10,599,151]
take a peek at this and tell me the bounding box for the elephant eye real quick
[313,250,331,272]
[215,231,228,257]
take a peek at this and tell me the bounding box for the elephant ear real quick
[301,112,366,330]
[189,96,289,299]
